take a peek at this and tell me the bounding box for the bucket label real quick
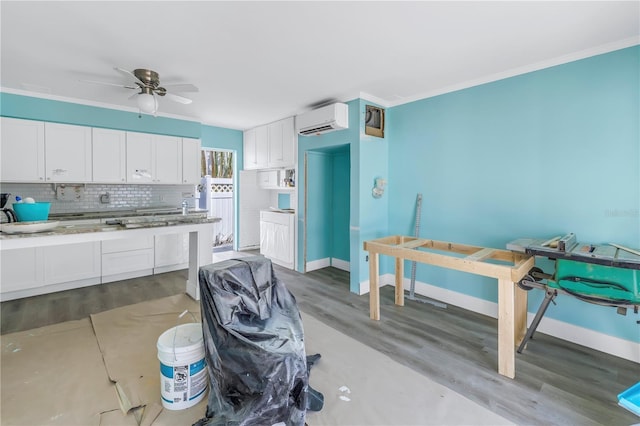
[160,359,208,407]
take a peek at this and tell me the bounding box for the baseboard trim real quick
[331,258,350,272]
[154,263,188,275]
[359,275,639,363]
[101,269,154,284]
[306,258,330,272]
[0,277,101,302]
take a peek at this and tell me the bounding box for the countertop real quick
[48,207,210,221]
[0,209,220,242]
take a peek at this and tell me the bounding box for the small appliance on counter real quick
[1,193,17,223]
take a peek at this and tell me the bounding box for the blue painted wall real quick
[278,193,291,209]
[297,99,360,279]
[356,99,390,288]
[200,124,243,165]
[387,46,640,342]
[304,146,351,265]
[298,98,390,292]
[306,151,334,261]
[332,148,351,262]
[0,93,201,137]
[0,93,242,172]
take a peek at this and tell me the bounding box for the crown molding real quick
[0,87,201,123]
[387,37,640,108]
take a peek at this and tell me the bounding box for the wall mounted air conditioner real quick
[296,103,349,136]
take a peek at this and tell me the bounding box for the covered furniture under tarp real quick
[196,256,315,426]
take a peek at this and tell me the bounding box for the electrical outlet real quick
[366,255,369,262]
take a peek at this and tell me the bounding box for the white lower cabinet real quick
[44,242,101,285]
[260,211,295,269]
[0,248,45,294]
[0,228,213,300]
[101,236,154,283]
[0,242,101,301]
[155,233,189,273]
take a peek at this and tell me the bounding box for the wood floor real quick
[2,256,638,425]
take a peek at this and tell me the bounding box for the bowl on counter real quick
[13,202,51,222]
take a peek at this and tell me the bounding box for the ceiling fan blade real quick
[163,92,193,105]
[81,79,138,90]
[114,67,144,84]
[161,83,199,93]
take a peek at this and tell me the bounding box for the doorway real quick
[200,149,235,252]
[304,145,350,274]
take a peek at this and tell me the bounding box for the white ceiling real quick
[1,1,638,131]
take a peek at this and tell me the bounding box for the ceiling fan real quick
[84,67,198,115]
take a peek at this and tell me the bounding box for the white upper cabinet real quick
[45,122,93,182]
[243,128,257,170]
[2,117,194,185]
[154,135,182,184]
[1,117,45,182]
[243,117,295,170]
[268,117,295,168]
[182,138,202,184]
[255,126,269,169]
[92,128,126,183]
[126,132,182,184]
[126,132,154,183]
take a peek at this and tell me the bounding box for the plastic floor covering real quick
[0,293,513,426]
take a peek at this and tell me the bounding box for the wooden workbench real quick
[363,236,534,378]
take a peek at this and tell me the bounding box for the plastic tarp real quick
[195,256,316,426]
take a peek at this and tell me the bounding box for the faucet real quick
[181,200,189,215]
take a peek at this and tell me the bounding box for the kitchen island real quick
[0,214,219,301]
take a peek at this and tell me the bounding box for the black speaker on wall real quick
[365,105,385,138]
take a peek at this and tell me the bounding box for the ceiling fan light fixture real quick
[137,92,157,114]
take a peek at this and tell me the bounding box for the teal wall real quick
[278,193,291,209]
[332,148,351,262]
[306,151,334,261]
[297,99,360,283]
[387,46,640,342]
[200,124,243,166]
[298,98,390,292]
[0,93,201,137]
[356,99,390,288]
[304,147,351,265]
[0,93,242,166]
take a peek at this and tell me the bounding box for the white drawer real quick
[102,248,154,275]
[102,236,153,253]
[260,211,293,225]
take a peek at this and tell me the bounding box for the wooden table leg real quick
[395,257,404,306]
[515,285,528,346]
[497,278,516,378]
[369,252,380,320]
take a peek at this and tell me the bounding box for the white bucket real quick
[157,323,208,410]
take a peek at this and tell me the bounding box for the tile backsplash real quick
[0,183,197,214]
